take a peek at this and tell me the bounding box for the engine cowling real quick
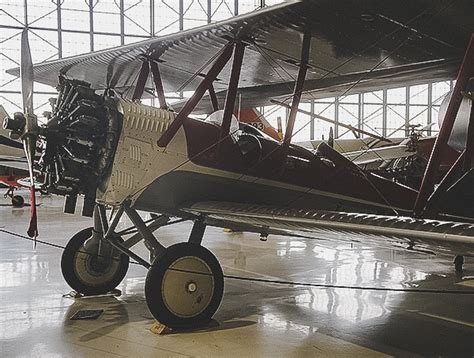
[39,78,121,216]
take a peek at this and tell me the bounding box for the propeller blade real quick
[20,29,34,116]
[20,29,38,240]
[23,136,38,239]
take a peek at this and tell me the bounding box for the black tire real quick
[145,242,224,329]
[11,195,24,207]
[61,227,129,296]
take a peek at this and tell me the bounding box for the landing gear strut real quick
[60,203,224,329]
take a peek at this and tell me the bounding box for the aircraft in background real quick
[2,0,474,330]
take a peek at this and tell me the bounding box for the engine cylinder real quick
[39,78,121,213]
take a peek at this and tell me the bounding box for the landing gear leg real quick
[454,255,464,273]
[145,220,224,329]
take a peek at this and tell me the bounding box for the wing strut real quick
[414,34,474,217]
[150,60,168,110]
[132,57,168,109]
[158,42,234,147]
[132,60,150,101]
[219,41,246,150]
[208,84,219,112]
[280,29,311,159]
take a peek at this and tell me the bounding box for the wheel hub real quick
[186,280,197,293]
[162,256,214,318]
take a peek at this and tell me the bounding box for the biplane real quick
[2,0,474,329]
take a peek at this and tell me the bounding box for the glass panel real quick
[338,103,359,139]
[409,105,428,128]
[183,0,208,29]
[313,103,334,140]
[93,34,121,51]
[210,0,235,22]
[124,0,151,36]
[409,84,428,105]
[0,1,25,27]
[0,93,22,117]
[125,35,150,45]
[431,107,440,135]
[237,0,257,15]
[362,104,383,137]
[0,28,21,91]
[62,0,90,32]
[339,94,358,104]
[386,87,405,104]
[154,1,180,35]
[27,0,57,28]
[432,81,451,104]
[363,90,383,104]
[29,29,58,63]
[94,0,121,34]
[34,93,56,125]
[61,32,91,57]
[386,105,406,138]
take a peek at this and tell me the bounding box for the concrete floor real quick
[0,190,473,357]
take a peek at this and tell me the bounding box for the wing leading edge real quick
[183,201,474,257]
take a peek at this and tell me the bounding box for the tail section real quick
[237,108,282,141]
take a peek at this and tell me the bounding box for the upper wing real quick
[6,0,473,105]
[183,201,474,257]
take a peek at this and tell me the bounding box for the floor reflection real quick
[0,192,472,357]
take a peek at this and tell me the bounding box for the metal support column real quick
[119,0,125,46]
[382,90,387,137]
[150,0,155,36]
[414,34,474,216]
[157,43,234,147]
[179,0,184,31]
[281,30,311,159]
[88,0,94,52]
[405,86,410,137]
[207,0,212,24]
[427,83,433,136]
[57,0,62,58]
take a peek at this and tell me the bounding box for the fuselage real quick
[36,80,417,218]
[98,100,417,218]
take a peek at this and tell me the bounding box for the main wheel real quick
[145,242,224,329]
[61,227,130,296]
